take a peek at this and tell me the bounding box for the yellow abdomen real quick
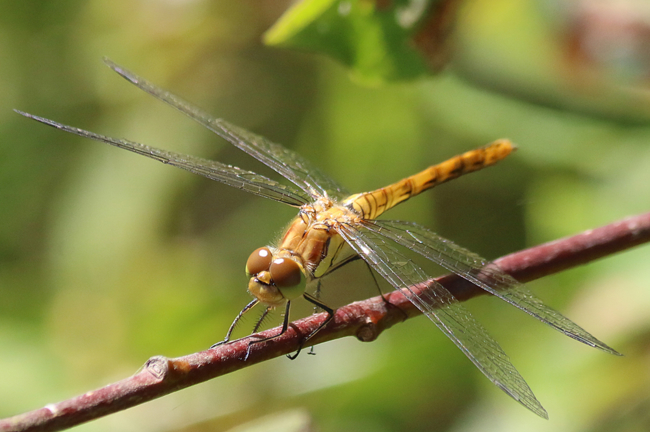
[344,139,515,220]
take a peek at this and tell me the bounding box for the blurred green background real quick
[2,0,650,431]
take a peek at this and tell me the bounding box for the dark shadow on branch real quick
[2,211,650,432]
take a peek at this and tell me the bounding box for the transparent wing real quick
[337,222,548,418]
[366,219,620,355]
[15,111,309,207]
[103,58,349,200]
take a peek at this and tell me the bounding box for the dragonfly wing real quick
[366,220,620,355]
[337,222,548,418]
[103,58,349,200]
[16,111,309,207]
[214,119,349,200]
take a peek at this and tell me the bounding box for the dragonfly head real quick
[246,247,306,306]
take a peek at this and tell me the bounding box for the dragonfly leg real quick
[287,293,334,360]
[321,254,361,276]
[321,253,388,301]
[245,301,292,361]
[210,298,258,348]
[363,259,384,298]
[252,306,272,333]
[325,254,395,305]
[306,254,360,356]
[361,257,408,321]
[307,280,324,355]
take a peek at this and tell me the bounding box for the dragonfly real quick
[16,59,619,418]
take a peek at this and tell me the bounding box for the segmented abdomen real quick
[344,139,515,220]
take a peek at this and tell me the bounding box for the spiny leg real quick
[306,253,361,355]
[323,254,404,320]
[308,279,324,355]
[322,254,391,303]
[363,259,408,321]
[322,253,361,276]
[327,253,397,307]
[245,301,292,361]
[211,298,258,348]
[287,293,334,360]
[363,259,384,298]
[252,306,272,333]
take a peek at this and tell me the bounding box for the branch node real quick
[144,356,170,380]
[2,211,648,432]
[357,321,379,342]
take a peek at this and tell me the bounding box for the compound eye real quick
[269,258,302,288]
[246,247,272,276]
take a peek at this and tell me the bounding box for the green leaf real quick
[264,0,460,85]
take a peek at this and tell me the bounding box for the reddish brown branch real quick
[2,211,650,432]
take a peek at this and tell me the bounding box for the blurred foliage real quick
[2,0,650,431]
[264,0,460,84]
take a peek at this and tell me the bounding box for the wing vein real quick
[103,58,349,200]
[366,219,619,355]
[337,223,548,418]
[15,110,308,207]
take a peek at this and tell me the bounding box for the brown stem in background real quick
[2,211,649,432]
